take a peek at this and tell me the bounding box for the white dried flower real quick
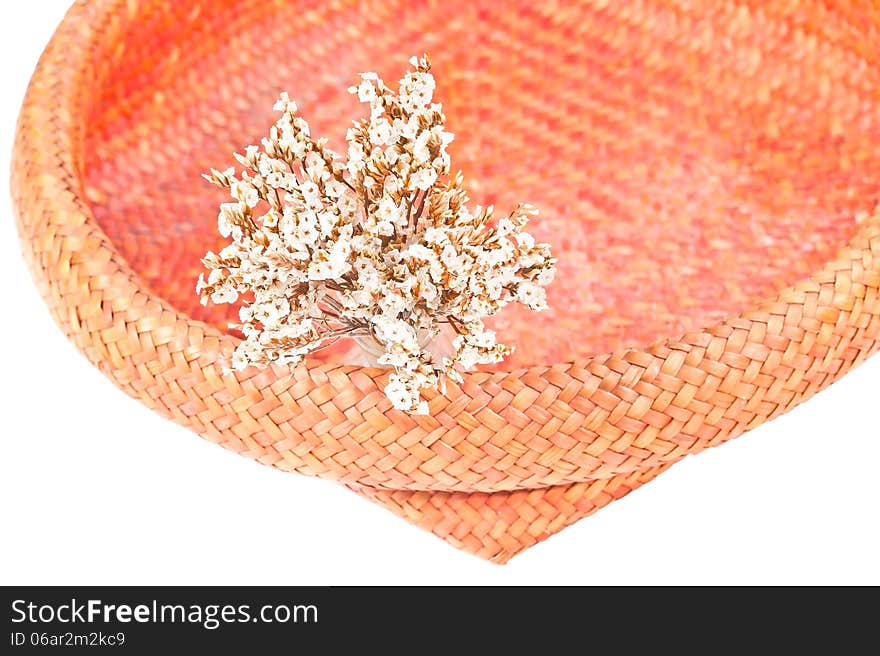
[409,168,438,191]
[198,55,556,414]
[230,181,260,209]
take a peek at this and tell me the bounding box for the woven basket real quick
[12,0,880,563]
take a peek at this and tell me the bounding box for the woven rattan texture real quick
[12,0,880,562]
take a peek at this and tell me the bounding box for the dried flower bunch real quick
[197,55,556,414]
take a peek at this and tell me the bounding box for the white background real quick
[1,2,878,585]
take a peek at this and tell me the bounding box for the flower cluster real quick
[197,55,556,414]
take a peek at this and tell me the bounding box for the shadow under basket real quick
[13,0,880,562]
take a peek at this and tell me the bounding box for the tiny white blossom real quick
[217,203,238,238]
[356,80,377,103]
[409,168,437,190]
[368,118,396,145]
[230,181,259,208]
[376,197,406,227]
[273,92,297,114]
[300,180,321,206]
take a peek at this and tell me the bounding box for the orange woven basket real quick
[12,0,880,563]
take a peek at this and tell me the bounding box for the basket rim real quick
[12,0,880,496]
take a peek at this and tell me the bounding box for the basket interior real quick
[81,0,880,369]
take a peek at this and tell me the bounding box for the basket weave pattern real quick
[12,0,880,561]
